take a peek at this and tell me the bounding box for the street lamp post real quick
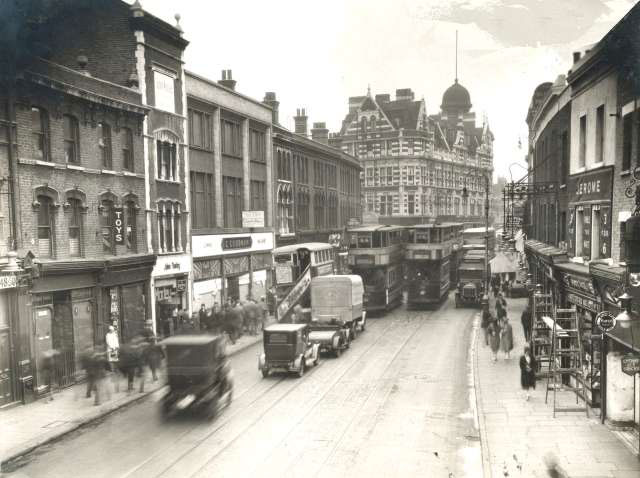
[484,173,490,294]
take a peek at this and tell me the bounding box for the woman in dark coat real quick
[519,344,537,400]
[487,320,501,362]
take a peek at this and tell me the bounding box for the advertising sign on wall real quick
[113,207,125,245]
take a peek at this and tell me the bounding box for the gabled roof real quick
[380,100,422,130]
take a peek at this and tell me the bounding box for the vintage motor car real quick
[455,250,490,308]
[161,335,233,419]
[259,323,319,378]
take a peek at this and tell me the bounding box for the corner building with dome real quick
[329,80,494,225]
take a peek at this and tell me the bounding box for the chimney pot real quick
[263,92,279,124]
[573,51,581,63]
[294,107,308,136]
[311,121,329,144]
[219,69,237,90]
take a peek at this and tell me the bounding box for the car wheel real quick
[297,358,305,378]
[261,367,269,378]
[335,346,342,358]
[351,325,358,340]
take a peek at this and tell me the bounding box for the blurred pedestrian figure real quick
[142,327,164,382]
[119,338,146,393]
[543,452,568,477]
[502,279,510,296]
[291,304,305,324]
[259,297,268,330]
[243,299,260,335]
[500,316,514,359]
[521,304,532,342]
[41,348,59,402]
[82,346,107,405]
[105,325,119,370]
[481,304,492,346]
[199,304,209,331]
[487,319,501,362]
[520,344,537,400]
[224,303,243,344]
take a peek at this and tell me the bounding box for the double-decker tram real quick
[272,243,335,321]
[346,225,404,312]
[403,223,458,308]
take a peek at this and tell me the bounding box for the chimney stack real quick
[263,92,279,124]
[311,122,329,144]
[294,108,308,136]
[219,69,236,90]
[395,88,414,101]
[375,94,390,104]
[572,52,581,64]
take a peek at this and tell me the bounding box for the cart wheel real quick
[261,367,269,378]
[297,359,305,378]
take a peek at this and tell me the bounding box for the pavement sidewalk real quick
[0,328,267,471]
[474,297,640,478]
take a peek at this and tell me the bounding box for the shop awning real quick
[524,240,569,264]
[555,261,590,278]
[490,252,519,274]
[607,321,640,353]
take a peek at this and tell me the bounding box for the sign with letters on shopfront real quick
[568,167,613,203]
[113,207,125,245]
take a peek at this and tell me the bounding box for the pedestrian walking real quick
[259,297,268,330]
[521,304,532,342]
[519,344,537,400]
[41,348,59,402]
[543,452,568,478]
[487,320,501,362]
[82,346,107,405]
[481,304,492,346]
[105,325,119,370]
[118,338,146,393]
[500,316,514,359]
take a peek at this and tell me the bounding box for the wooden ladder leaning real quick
[532,292,554,378]
[544,307,589,418]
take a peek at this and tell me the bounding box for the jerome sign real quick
[113,207,125,245]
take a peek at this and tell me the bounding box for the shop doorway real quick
[226,276,240,303]
[52,292,76,387]
[0,330,12,406]
[33,305,53,392]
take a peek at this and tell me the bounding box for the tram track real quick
[147,315,404,478]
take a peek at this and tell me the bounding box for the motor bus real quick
[272,243,335,321]
[346,225,404,313]
[403,223,459,308]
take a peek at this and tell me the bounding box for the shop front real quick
[556,262,602,407]
[152,254,191,338]
[524,240,568,298]
[0,268,30,408]
[192,232,274,309]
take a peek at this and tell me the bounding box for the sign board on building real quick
[242,210,265,229]
[596,311,617,332]
[113,207,125,245]
[222,237,252,251]
[0,274,17,289]
[193,233,274,258]
[152,254,192,278]
[568,167,613,203]
[176,279,187,291]
[621,354,640,376]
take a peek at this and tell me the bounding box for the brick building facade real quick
[524,2,640,432]
[268,96,361,248]
[186,71,274,307]
[329,84,493,226]
[0,0,193,406]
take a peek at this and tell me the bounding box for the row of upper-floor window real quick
[0,103,136,171]
[188,108,267,163]
[532,129,569,185]
[365,166,485,190]
[34,195,139,259]
[277,149,346,190]
[365,192,483,216]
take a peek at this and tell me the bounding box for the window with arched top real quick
[68,198,84,257]
[370,116,376,131]
[100,198,115,254]
[361,117,367,134]
[124,196,139,252]
[37,195,55,257]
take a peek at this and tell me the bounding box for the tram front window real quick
[357,234,371,248]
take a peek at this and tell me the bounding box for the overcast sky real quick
[133,0,637,182]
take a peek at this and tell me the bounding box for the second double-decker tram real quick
[346,225,404,312]
[404,223,458,308]
[272,243,335,320]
